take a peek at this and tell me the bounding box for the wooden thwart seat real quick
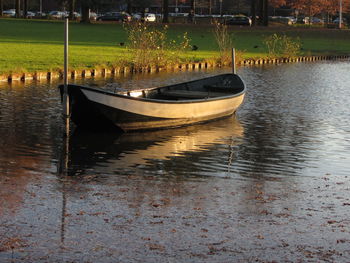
[161,89,227,99]
[204,84,239,92]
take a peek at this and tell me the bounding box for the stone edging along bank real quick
[0,55,349,83]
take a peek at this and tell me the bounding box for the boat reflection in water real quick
[66,116,244,178]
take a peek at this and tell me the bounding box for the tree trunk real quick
[15,0,20,18]
[0,0,3,17]
[190,0,195,13]
[69,0,75,20]
[257,0,263,25]
[162,0,169,23]
[251,0,256,26]
[188,0,195,23]
[81,3,90,23]
[23,0,28,18]
[263,0,268,26]
[127,0,132,14]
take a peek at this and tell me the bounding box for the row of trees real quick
[1,0,349,25]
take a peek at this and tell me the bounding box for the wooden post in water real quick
[63,17,70,136]
[231,48,236,74]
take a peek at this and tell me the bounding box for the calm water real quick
[1,61,350,262]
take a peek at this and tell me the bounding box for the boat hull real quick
[60,74,246,131]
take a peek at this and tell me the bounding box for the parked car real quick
[89,12,97,21]
[296,16,306,24]
[310,17,324,24]
[333,17,347,25]
[132,13,142,20]
[26,11,36,18]
[286,16,297,24]
[3,9,16,17]
[225,15,252,26]
[34,11,47,18]
[144,13,156,22]
[169,12,188,17]
[97,12,131,22]
[132,13,156,22]
[48,11,65,19]
[71,12,81,19]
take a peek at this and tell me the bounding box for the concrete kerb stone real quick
[0,74,8,82]
[23,72,35,81]
[149,66,157,73]
[9,73,23,81]
[123,66,131,74]
[75,70,84,78]
[82,69,92,78]
[33,72,46,81]
[94,69,103,77]
[104,68,112,76]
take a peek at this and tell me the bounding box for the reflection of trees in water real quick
[237,68,325,179]
[238,111,315,178]
[0,82,61,216]
[65,116,244,180]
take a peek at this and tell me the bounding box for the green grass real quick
[1,18,350,74]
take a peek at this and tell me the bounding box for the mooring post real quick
[63,17,70,136]
[58,17,70,178]
[232,48,236,74]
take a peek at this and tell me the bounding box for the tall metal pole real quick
[232,48,236,74]
[339,0,342,29]
[63,17,70,137]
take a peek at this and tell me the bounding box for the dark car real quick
[97,12,131,22]
[225,16,252,26]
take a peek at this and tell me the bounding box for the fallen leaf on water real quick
[260,210,271,215]
[0,237,27,252]
[90,212,105,216]
[337,239,348,243]
[149,221,163,224]
[327,220,337,224]
[148,243,165,251]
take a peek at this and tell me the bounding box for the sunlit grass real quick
[0,18,349,74]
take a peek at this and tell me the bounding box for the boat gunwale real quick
[67,73,246,105]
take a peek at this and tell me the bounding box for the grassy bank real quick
[0,18,350,74]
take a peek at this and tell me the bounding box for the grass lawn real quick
[0,18,350,74]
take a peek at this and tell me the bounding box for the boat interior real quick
[119,74,245,101]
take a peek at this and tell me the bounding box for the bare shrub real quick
[125,22,190,70]
[264,34,301,58]
[213,21,233,64]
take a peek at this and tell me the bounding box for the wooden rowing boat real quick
[58,73,246,131]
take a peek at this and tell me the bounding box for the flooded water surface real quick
[1,61,350,262]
